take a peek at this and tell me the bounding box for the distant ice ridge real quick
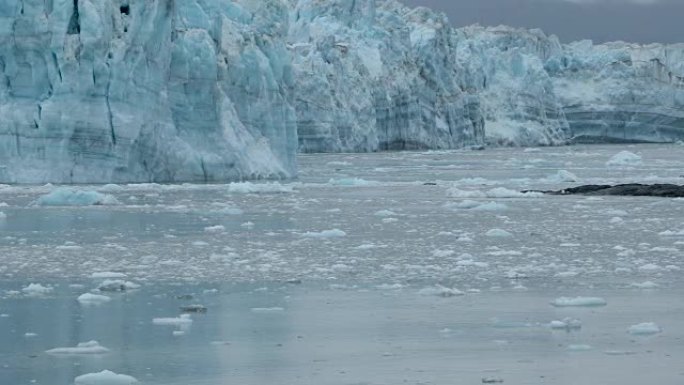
[0,0,297,183]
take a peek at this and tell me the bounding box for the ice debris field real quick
[1,144,683,384]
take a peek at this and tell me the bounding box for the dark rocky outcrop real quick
[535,184,684,198]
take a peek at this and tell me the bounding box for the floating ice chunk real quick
[551,297,607,307]
[172,331,185,337]
[638,263,662,272]
[609,217,624,224]
[46,341,110,355]
[78,293,112,305]
[204,225,226,233]
[628,322,662,335]
[98,184,124,192]
[545,170,579,183]
[473,202,509,211]
[377,283,404,290]
[153,314,193,325]
[34,188,120,206]
[0,211,6,219]
[418,285,464,297]
[485,229,513,238]
[97,280,140,292]
[90,272,127,279]
[374,210,397,217]
[658,229,684,236]
[630,281,659,289]
[606,151,642,167]
[567,344,592,351]
[302,229,347,238]
[22,283,53,296]
[251,307,285,313]
[446,188,485,198]
[74,370,138,385]
[549,318,582,330]
[328,178,375,186]
[485,188,542,198]
[227,182,294,194]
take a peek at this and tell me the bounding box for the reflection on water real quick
[1,282,683,385]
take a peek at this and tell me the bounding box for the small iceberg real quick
[34,188,120,206]
[74,370,138,385]
[628,322,662,336]
[46,341,110,355]
[550,297,607,307]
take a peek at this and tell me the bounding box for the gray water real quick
[1,144,684,384]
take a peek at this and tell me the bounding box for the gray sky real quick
[400,0,683,44]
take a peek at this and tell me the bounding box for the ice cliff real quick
[0,0,683,183]
[458,25,684,145]
[0,0,297,183]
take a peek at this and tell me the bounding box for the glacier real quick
[0,0,298,183]
[0,0,683,183]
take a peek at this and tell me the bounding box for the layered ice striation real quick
[0,0,297,183]
[289,0,484,152]
[439,25,684,146]
[1,0,683,183]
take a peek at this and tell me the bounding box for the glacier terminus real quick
[0,0,683,183]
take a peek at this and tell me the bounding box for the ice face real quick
[1,0,683,184]
[456,25,684,146]
[289,0,485,153]
[0,0,297,184]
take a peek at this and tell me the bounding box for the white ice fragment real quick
[630,281,659,289]
[638,263,662,272]
[251,307,285,313]
[545,170,579,183]
[0,211,6,219]
[550,297,607,307]
[46,341,110,355]
[153,314,193,325]
[78,293,112,305]
[418,285,464,297]
[22,283,53,296]
[24,332,38,338]
[227,182,294,194]
[90,272,127,279]
[473,202,509,211]
[446,188,485,198]
[567,344,592,351]
[328,178,375,186]
[549,318,582,330]
[628,322,662,335]
[74,370,138,385]
[374,210,397,217]
[606,151,642,167]
[302,229,347,238]
[204,225,226,233]
[97,280,140,292]
[485,229,513,238]
[34,188,120,206]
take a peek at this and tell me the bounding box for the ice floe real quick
[551,297,607,307]
[46,341,110,355]
[628,322,662,335]
[34,188,120,206]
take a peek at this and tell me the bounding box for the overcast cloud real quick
[401,0,683,44]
